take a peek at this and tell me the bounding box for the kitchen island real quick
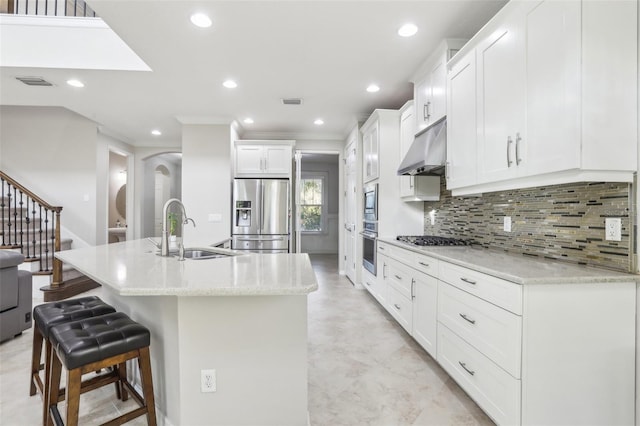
[56,239,318,426]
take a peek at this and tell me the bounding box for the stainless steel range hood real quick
[397,116,446,176]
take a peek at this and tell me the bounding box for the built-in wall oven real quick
[362,184,378,275]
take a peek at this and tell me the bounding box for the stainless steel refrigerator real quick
[231,178,290,253]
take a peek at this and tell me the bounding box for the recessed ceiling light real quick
[366,84,380,93]
[66,79,84,88]
[190,13,212,28]
[243,118,254,124]
[398,23,418,37]
[314,119,324,126]
[151,129,162,136]
[223,80,238,89]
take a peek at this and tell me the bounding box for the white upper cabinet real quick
[235,141,293,177]
[525,0,580,176]
[362,120,379,183]
[413,39,467,134]
[446,0,637,195]
[446,50,477,189]
[476,7,526,183]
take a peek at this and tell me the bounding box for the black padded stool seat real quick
[47,312,157,426]
[30,297,118,425]
[49,312,150,370]
[33,296,116,339]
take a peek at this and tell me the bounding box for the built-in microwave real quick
[363,183,378,222]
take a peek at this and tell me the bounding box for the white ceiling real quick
[0,1,507,145]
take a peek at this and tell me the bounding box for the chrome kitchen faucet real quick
[161,198,196,257]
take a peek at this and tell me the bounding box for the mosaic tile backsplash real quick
[423,177,634,272]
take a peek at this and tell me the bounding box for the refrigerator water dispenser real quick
[235,201,252,227]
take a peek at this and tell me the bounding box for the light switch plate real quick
[605,218,622,241]
[503,216,512,232]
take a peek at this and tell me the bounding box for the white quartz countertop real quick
[378,237,639,285]
[56,239,318,296]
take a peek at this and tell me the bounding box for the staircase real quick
[1,171,100,301]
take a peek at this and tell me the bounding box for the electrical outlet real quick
[201,369,216,393]
[503,216,512,232]
[605,218,622,241]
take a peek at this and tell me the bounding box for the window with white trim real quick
[300,175,326,232]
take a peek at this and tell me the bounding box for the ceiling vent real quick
[281,98,302,105]
[16,76,53,87]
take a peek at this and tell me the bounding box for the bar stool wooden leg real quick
[117,361,129,401]
[46,349,62,426]
[138,347,157,426]
[64,369,82,426]
[30,325,44,396]
[42,340,53,426]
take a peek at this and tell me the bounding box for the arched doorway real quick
[141,153,182,238]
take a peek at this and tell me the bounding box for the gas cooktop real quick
[396,235,472,246]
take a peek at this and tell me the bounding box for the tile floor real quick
[0,254,493,425]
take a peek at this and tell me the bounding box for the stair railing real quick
[0,171,63,286]
[1,0,97,17]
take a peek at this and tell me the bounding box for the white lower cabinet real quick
[437,324,521,425]
[412,272,438,356]
[386,285,412,334]
[378,242,438,358]
[438,281,521,378]
[362,265,385,306]
[374,241,635,426]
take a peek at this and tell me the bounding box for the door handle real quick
[459,313,476,324]
[459,361,475,376]
[515,132,522,165]
[460,277,477,285]
[507,136,513,167]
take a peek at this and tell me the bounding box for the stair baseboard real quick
[40,276,101,302]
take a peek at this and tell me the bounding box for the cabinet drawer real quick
[437,324,521,426]
[362,266,386,305]
[439,261,522,315]
[412,253,438,277]
[438,282,522,378]
[378,242,413,265]
[384,259,413,299]
[387,285,412,334]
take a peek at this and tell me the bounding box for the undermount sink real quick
[177,248,232,260]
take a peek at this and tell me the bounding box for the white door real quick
[344,140,357,283]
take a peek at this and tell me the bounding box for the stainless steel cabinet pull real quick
[515,132,522,165]
[507,136,513,167]
[424,103,431,120]
[366,281,372,287]
[445,161,451,180]
[379,246,385,251]
[394,304,401,310]
[418,261,430,268]
[460,277,477,285]
[394,274,403,280]
[383,263,387,279]
[411,278,415,300]
[459,361,475,376]
[459,313,476,324]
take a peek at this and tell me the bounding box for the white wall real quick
[0,106,99,245]
[300,157,340,254]
[182,124,232,246]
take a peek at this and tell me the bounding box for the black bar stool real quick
[31,297,117,424]
[46,311,157,426]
